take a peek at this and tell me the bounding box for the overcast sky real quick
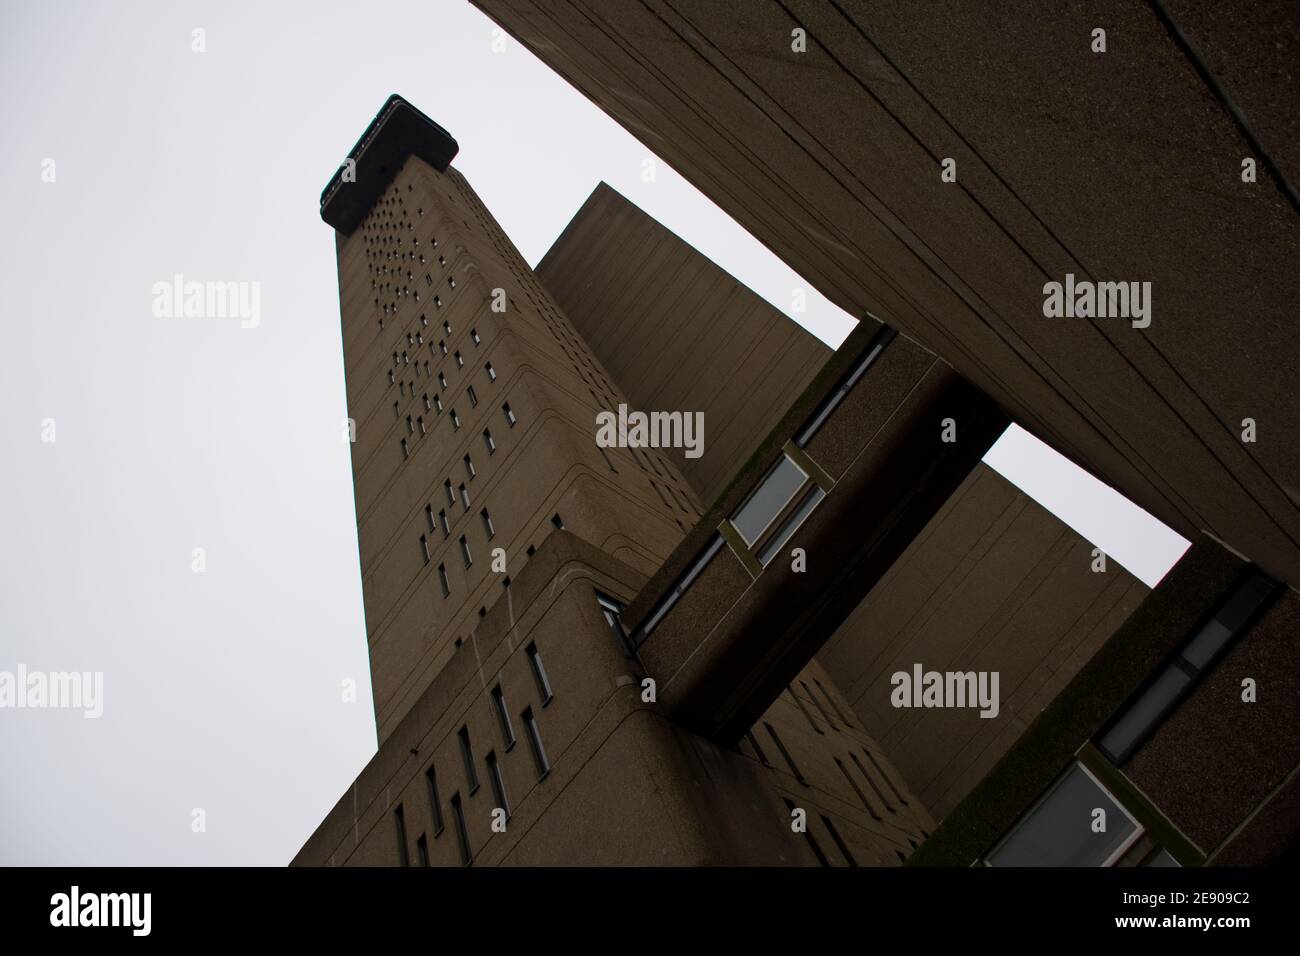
[0,0,1188,866]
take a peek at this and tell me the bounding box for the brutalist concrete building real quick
[296,77,1297,867]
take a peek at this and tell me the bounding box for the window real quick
[847,752,890,815]
[467,385,478,407]
[596,592,631,654]
[393,805,410,867]
[449,793,471,866]
[433,394,443,413]
[445,480,455,506]
[425,505,436,533]
[782,798,829,866]
[796,326,895,447]
[637,534,725,639]
[985,762,1141,867]
[800,680,836,730]
[526,642,553,705]
[417,416,426,435]
[492,685,515,749]
[450,408,460,431]
[1097,568,1277,764]
[459,484,470,510]
[438,509,449,538]
[522,707,550,780]
[822,815,858,867]
[551,513,564,530]
[462,455,476,480]
[480,509,495,540]
[415,834,429,867]
[835,757,881,820]
[437,563,449,598]
[400,438,409,459]
[758,485,824,565]
[471,328,481,345]
[485,361,496,381]
[422,393,431,411]
[458,726,479,793]
[425,766,444,835]
[486,752,510,820]
[459,535,472,568]
[764,721,806,785]
[448,276,456,289]
[439,372,448,389]
[419,534,430,566]
[438,340,447,356]
[502,403,517,426]
[483,429,496,455]
[789,685,823,735]
[731,455,808,546]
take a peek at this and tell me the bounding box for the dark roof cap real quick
[320,94,459,235]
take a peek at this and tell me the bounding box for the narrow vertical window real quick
[492,685,515,749]
[526,642,553,705]
[467,385,478,407]
[850,751,895,813]
[425,505,435,533]
[464,455,476,479]
[434,394,443,413]
[459,483,470,510]
[419,534,430,566]
[483,429,496,454]
[835,757,881,820]
[821,815,858,867]
[458,726,479,793]
[454,350,464,368]
[502,403,517,426]
[764,721,806,785]
[522,706,550,780]
[445,480,455,505]
[802,679,837,730]
[417,416,426,435]
[471,328,481,345]
[449,793,471,866]
[416,834,430,867]
[400,438,409,459]
[484,361,496,381]
[487,751,510,820]
[437,563,449,598]
[439,509,449,538]
[783,799,828,866]
[551,514,564,530]
[425,765,444,835]
[393,804,410,867]
[789,685,823,735]
[451,408,460,431]
[459,535,472,568]
[480,509,495,540]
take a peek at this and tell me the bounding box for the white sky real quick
[0,0,1187,865]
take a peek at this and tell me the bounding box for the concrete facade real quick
[818,462,1149,821]
[300,96,933,866]
[537,182,832,507]
[473,0,1300,590]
